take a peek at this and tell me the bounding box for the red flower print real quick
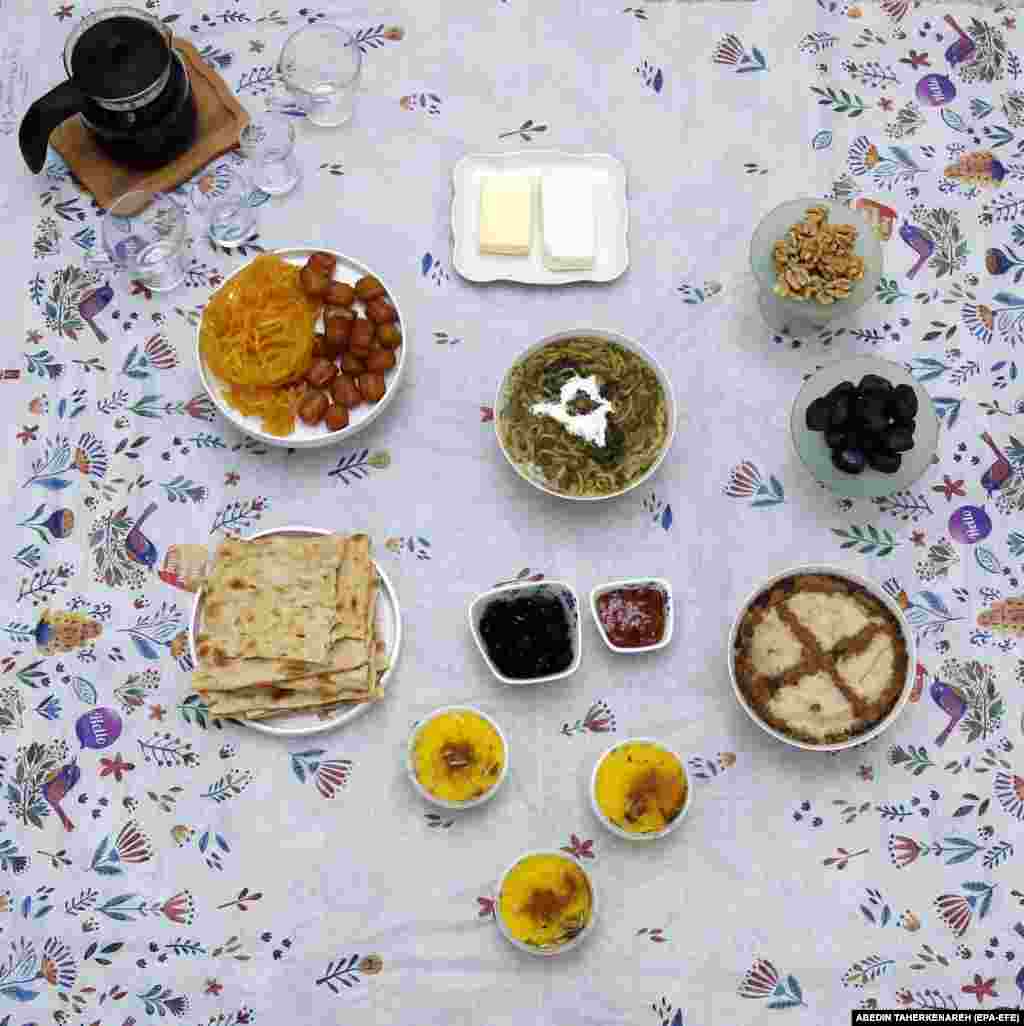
[55,3,74,19]
[895,990,912,1006]
[480,405,494,423]
[204,979,223,996]
[560,834,595,860]
[16,425,38,445]
[878,97,894,112]
[477,896,496,918]
[1004,16,1016,29]
[149,704,166,721]
[28,397,47,415]
[26,330,43,344]
[932,475,965,501]
[858,764,874,781]
[225,472,240,486]
[251,498,266,512]
[383,25,404,40]
[99,752,135,782]
[911,530,926,547]
[961,975,997,1004]
[887,834,925,868]
[899,49,930,68]
[160,890,195,925]
[130,280,153,299]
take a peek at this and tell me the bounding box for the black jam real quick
[479,594,572,680]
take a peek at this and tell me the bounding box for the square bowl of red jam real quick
[589,579,673,654]
[469,581,581,686]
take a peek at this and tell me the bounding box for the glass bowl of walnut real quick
[749,198,883,335]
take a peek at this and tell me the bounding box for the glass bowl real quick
[750,197,883,334]
[790,355,940,499]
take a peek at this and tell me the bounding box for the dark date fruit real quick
[825,428,848,450]
[853,393,889,436]
[806,396,831,432]
[829,381,855,399]
[858,373,892,394]
[887,383,918,424]
[833,447,866,474]
[829,393,852,429]
[868,448,902,474]
[884,426,915,453]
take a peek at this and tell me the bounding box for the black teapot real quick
[19,6,197,173]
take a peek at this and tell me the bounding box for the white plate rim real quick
[188,525,402,737]
[449,150,629,284]
[194,247,407,449]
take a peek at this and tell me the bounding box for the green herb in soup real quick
[498,338,667,497]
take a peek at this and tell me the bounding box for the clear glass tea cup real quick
[278,24,362,127]
[205,167,259,248]
[98,189,188,292]
[239,114,300,195]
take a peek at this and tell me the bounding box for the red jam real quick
[597,586,665,648]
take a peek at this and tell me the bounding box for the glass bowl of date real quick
[790,355,940,500]
[468,580,581,686]
[195,247,407,449]
[727,564,917,753]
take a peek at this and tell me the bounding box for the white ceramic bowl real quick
[589,578,674,654]
[589,737,690,841]
[494,849,598,956]
[494,328,676,501]
[406,705,509,810]
[727,564,917,752]
[468,581,581,686]
[195,247,407,449]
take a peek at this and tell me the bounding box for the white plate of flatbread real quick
[188,525,400,736]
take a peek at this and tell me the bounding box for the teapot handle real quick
[19,79,85,173]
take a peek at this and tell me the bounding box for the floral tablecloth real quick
[2,0,1024,1023]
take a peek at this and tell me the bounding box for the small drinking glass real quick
[205,168,259,248]
[99,190,187,292]
[278,24,362,127]
[239,114,300,196]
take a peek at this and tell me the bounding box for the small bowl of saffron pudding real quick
[407,706,508,810]
[589,579,673,654]
[590,738,690,841]
[495,849,597,956]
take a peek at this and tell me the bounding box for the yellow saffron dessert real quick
[412,709,504,803]
[594,741,687,834]
[498,854,592,948]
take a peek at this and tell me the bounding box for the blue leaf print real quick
[216,834,230,853]
[7,986,40,1002]
[660,505,673,531]
[787,976,802,1003]
[35,477,73,491]
[129,635,160,661]
[941,108,968,133]
[653,68,664,93]
[812,130,833,150]
[920,590,950,615]
[69,677,97,703]
[670,1013,684,1026]
[421,252,434,276]
[198,831,209,853]
[993,291,1024,307]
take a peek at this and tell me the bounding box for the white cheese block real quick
[540,170,595,271]
[767,671,855,741]
[749,607,803,677]
[478,174,533,256]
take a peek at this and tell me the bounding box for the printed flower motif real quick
[17,425,38,445]
[98,753,135,782]
[859,765,875,781]
[382,26,403,40]
[149,704,166,721]
[476,896,496,919]
[719,752,736,769]
[55,4,74,19]
[560,700,616,736]
[935,882,996,937]
[900,911,922,931]
[225,472,240,486]
[480,406,494,422]
[73,433,108,480]
[962,974,997,1003]
[723,461,785,507]
[933,476,966,501]
[900,50,931,68]
[879,97,894,112]
[896,989,913,1006]
[184,394,217,421]
[204,979,223,996]
[738,959,806,1007]
[912,530,927,546]
[560,834,595,860]
[993,771,1024,820]
[28,397,47,415]
[358,955,383,975]
[888,834,926,868]
[160,890,195,925]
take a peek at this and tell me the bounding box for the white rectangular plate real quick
[450,150,629,285]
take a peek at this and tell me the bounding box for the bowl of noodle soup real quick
[495,330,675,501]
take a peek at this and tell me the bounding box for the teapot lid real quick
[65,6,171,101]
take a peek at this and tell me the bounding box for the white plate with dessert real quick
[450,150,629,284]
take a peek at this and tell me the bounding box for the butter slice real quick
[478,175,533,256]
[541,170,595,271]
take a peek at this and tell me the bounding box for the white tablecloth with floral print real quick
[1,1,1024,1023]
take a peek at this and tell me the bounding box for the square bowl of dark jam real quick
[468,581,581,686]
[590,579,673,654]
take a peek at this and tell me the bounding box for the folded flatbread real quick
[333,533,372,642]
[195,535,345,664]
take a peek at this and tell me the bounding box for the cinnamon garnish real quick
[522,871,578,924]
[440,741,475,771]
